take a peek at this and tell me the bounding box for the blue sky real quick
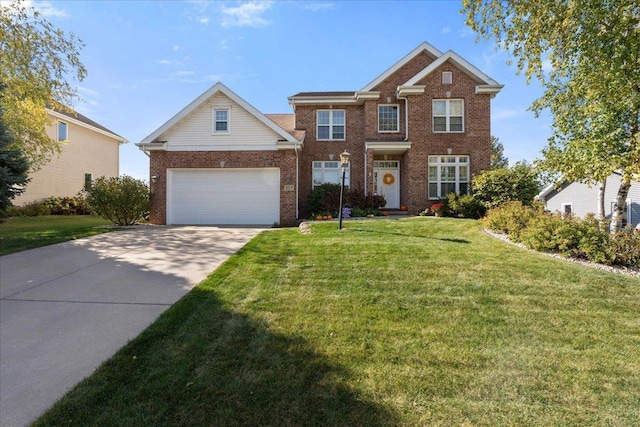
[32,0,551,181]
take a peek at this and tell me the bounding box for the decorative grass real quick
[0,215,113,255]
[33,218,640,426]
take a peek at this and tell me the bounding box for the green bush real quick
[308,184,386,217]
[482,201,540,242]
[7,200,51,217]
[520,213,613,263]
[446,193,487,219]
[86,175,150,226]
[610,232,640,267]
[472,161,541,209]
[44,195,91,215]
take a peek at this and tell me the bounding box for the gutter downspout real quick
[295,142,300,220]
[398,95,409,141]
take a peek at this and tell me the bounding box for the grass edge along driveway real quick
[0,216,113,255]
[33,218,640,426]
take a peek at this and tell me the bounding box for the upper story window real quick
[378,105,399,133]
[428,155,469,199]
[213,108,230,134]
[312,161,350,188]
[433,99,463,133]
[57,121,68,141]
[317,110,345,140]
[442,71,453,85]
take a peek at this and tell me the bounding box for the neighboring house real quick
[14,107,126,204]
[137,41,503,225]
[537,172,640,229]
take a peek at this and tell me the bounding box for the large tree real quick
[0,0,86,170]
[463,0,640,232]
[0,87,29,220]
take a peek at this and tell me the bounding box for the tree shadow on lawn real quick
[34,287,399,427]
[348,226,471,244]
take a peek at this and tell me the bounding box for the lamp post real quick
[338,150,350,230]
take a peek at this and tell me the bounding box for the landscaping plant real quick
[85,175,150,226]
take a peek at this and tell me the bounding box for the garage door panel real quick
[168,169,279,225]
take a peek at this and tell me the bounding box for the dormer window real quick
[213,108,230,134]
[378,105,399,132]
[442,71,452,85]
[57,121,68,141]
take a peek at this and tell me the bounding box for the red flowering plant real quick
[430,202,447,216]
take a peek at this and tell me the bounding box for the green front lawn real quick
[0,216,113,255]
[34,218,640,426]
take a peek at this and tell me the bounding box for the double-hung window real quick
[58,121,68,141]
[378,105,399,132]
[213,108,230,134]
[317,110,345,140]
[433,99,463,132]
[312,161,350,188]
[428,155,469,199]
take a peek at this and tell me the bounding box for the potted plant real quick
[431,202,446,217]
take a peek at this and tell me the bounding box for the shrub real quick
[482,201,539,241]
[44,195,91,215]
[86,175,150,226]
[446,193,487,219]
[472,161,540,209]
[610,232,640,267]
[308,184,386,217]
[7,200,51,217]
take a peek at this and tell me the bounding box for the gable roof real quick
[139,82,301,144]
[47,106,126,143]
[360,41,443,91]
[403,49,503,95]
[288,41,503,105]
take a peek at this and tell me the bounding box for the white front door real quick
[373,161,399,209]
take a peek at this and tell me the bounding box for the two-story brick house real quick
[138,41,502,225]
[289,41,503,217]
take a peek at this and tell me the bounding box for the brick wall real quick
[293,55,492,217]
[149,150,298,225]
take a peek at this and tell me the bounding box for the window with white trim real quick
[58,121,68,141]
[428,155,469,199]
[312,161,350,188]
[378,104,399,132]
[317,110,345,140]
[442,71,452,84]
[433,99,463,132]
[213,108,230,134]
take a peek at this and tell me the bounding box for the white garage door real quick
[167,168,280,225]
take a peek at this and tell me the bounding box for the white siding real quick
[544,174,640,228]
[160,93,281,151]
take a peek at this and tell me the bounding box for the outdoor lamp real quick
[338,150,351,230]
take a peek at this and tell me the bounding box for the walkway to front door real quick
[373,161,399,209]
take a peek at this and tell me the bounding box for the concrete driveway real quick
[0,226,264,427]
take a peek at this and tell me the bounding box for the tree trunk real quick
[609,175,631,234]
[598,178,606,221]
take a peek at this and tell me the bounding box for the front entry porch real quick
[373,161,400,209]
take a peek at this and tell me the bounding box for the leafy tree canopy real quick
[463,0,639,231]
[490,136,508,169]
[0,0,86,170]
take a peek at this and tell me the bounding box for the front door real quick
[373,161,399,209]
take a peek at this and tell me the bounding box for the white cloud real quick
[442,26,451,34]
[173,45,181,51]
[1,0,67,18]
[198,16,209,25]
[303,2,334,12]
[174,70,195,76]
[77,86,99,97]
[456,26,475,39]
[221,1,272,28]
